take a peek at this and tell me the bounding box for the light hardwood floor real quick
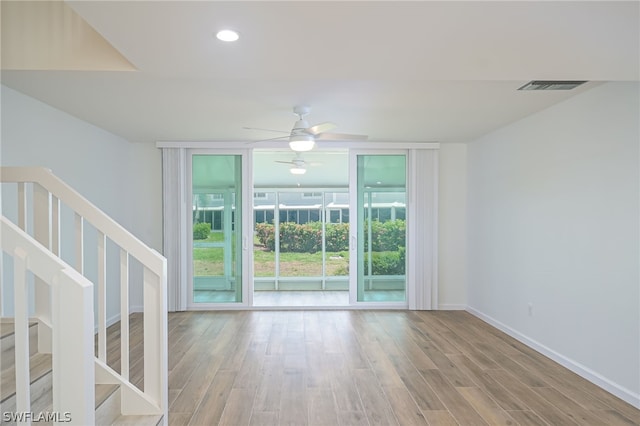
[109,311,639,426]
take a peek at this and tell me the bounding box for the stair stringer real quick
[95,359,162,415]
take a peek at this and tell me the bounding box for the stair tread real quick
[0,320,37,339]
[0,322,15,338]
[8,382,163,426]
[1,321,39,372]
[2,322,162,425]
[96,383,120,409]
[0,352,52,402]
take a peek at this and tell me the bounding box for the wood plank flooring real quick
[110,311,639,426]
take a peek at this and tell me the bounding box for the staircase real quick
[0,319,161,425]
[0,167,167,425]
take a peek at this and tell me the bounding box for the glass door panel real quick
[253,191,277,291]
[191,154,242,304]
[324,191,349,290]
[252,189,350,294]
[356,154,407,302]
[278,192,323,283]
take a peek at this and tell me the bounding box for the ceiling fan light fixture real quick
[290,167,307,175]
[289,134,315,152]
[216,29,239,42]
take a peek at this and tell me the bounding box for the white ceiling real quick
[1,1,638,146]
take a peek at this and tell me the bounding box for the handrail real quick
[0,167,165,272]
[1,216,95,425]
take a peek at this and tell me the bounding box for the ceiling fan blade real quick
[307,122,337,135]
[245,135,289,145]
[275,160,295,165]
[243,126,290,134]
[316,132,368,141]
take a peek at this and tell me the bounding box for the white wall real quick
[466,82,639,406]
[1,85,163,318]
[438,143,467,309]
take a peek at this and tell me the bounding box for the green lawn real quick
[193,232,349,276]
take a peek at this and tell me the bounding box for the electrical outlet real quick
[528,303,534,316]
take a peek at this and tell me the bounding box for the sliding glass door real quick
[190,153,245,305]
[351,152,407,304]
[252,189,350,295]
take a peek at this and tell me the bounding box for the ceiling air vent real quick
[518,81,587,91]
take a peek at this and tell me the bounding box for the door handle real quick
[243,236,248,251]
[351,235,356,251]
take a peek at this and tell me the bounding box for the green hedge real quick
[365,247,406,275]
[193,222,211,240]
[254,220,405,254]
[325,223,350,252]
[364,220,406,251]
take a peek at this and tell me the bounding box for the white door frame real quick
[186,148,253,310]
[349,149,410,309]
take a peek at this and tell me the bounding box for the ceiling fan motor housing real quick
[293,105,311,117]
[291,119,310,135]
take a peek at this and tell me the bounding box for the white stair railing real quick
[0,167,167,421]
[1,216,95,425]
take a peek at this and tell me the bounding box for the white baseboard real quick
[94,308,143,334]
[466,306,640,409]
[95,312,123,334]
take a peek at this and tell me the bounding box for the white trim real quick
[243,151,254,308]
[186,149,252,309]
[350,149,423,308]
[157,140,439,150]
[466,306,640,409]
[348,150,358,305]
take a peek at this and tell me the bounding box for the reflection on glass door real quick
[356,154,407,302]
[192,155,242,303]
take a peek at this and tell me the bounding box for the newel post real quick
[51,269,95,426]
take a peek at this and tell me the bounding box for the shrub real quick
[256,221,348,253]
[280,222,322,253]
[193,222,211,240]
[253,219,405,255]
[364,219,406,251]
[325,223,349,252]
[365,249,405,275]
[255,223,276,250]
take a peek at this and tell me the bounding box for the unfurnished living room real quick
[0,1,638,425]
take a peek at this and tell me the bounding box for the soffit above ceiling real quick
[1,0,135,71]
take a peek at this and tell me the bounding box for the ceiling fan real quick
[275,153,320,175]
[245,105,368,152]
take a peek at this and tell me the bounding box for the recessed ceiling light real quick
[216,30,239,42]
